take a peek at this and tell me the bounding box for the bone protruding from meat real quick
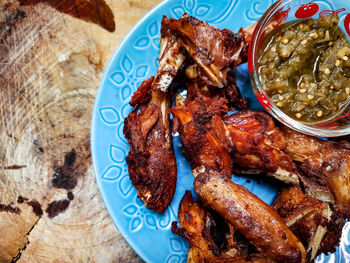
[273,187,344,261]
[283,127,350,214]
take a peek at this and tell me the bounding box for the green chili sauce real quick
[257,14,350,123]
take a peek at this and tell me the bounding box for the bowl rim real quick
[248,0,350,137]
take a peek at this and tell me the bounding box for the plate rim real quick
[90,0,173,262]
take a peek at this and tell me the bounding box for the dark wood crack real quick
[11,217,41,263]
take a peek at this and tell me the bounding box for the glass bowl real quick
[248,0,350,137]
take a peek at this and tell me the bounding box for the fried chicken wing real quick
[165,14,249,109]
[283,127,350,215]
[224,111,299,184]
[171,96,233,177]
[273,187,345,261]
[163,14,245,88]
[194,170,307,263]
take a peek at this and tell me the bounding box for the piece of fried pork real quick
[124,15,188,213]
[171,191,239,262]
[172,190,280,263]
[183,62,248,110]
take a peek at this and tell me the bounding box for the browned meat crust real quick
[171,96,233,177]
[193,171,307,263]
[123,77,177,213]
[283,127,350,216]
[208,72,248,110]
[129,76,154,106]
[224,111,299,183]
[172,100,299,183]
[185,66,248,110]
[171,191,239,262]
[172,191,278,263]
[165,14,248,109]
[273,187,345,260]
[163,14,245,88]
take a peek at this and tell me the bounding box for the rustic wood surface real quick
[0,0,162,262]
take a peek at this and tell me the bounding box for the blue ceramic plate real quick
[91,0,350,262]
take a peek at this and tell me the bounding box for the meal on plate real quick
[258,14,350,123]
[123,13,350,263]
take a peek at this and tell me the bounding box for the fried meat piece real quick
[283,127,350,215]
[163,14,245,88]
[215,73,248,110]
[171,96,233,177]
[123,15,191,212]
[238,22,257,63]
[129,76,154,106]
[273,187,345,261]
[152,17,187,92]
[171,191,240,262]
[123,76,177,213]
[185,63,248,110]
[164,14,249,110]
[172,191,277,263]
[224,111,299,184]
[194,170,307,263]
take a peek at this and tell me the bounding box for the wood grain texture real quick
[0,0,161,262]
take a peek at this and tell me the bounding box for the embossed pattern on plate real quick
[91,0,350,262]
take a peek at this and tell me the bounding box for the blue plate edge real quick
[90,1,173,262]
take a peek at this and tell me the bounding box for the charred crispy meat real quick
[164,14,248,110]
[184,63,248,110]
[273,187,345,261]
[283,127,350,215]
[213,73,248,110]
[224,111,299,183]
[124,14,250,212]
[172,99,299,183]
[172,191,279,263]
[171,96,233,177]
[163,14,245,88]
[123,15,189,212]
[123,76,177,213]
[171,191,239,262]
[193,170,307,263]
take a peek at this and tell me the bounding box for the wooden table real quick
[0,0,161,262]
